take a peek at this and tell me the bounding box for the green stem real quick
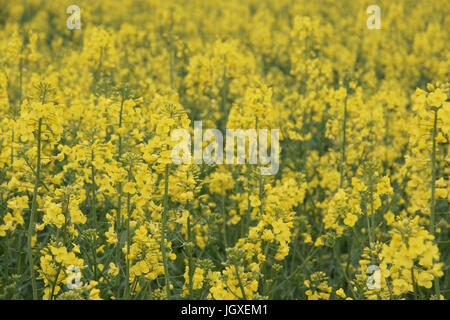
[258,173,264,217]
[221,194,227,248]
[383,111,389,175]
[161,164,171,299]
[368,174,375,246]
[115,95,126,265]
[3,239,9,285]
[123,164,133,299]
[10,129,14,168]
[49,263,63,300]
[187,210,194,298]
[117,95,125,231]
[411,268,418,300]
[90,149,98,281]
[269,246,319,297]
[365,210,373,246]
[91,149,97,229]
[168,10,175,91]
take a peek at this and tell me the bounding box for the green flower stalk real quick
[161,164,171,299]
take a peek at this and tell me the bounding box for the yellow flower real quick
[343,213,358,227]
[335,288,346,299]
[427,89,447,107]
[377,176,393,195]
[43,202,65,229]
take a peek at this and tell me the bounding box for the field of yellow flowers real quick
[0,0,448,300]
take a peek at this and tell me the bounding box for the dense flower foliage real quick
[0,0,448,300]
